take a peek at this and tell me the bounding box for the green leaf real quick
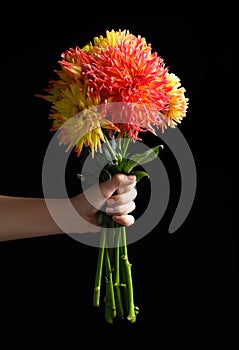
[126,145,163,172]
[133,170,150,182]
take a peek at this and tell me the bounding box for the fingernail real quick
[127,175,135,180]
[107,199,115,205]
[112,215,120,220]
[106,207,114,213]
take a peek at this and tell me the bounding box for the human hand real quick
[71,173,137,233]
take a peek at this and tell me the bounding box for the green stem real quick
[105,246,116,322]
[108,221,115,262]
[93,228,106,307]
[122,137,131,159]
[117,135,122,156]
[121,226,137,323]
[113,227,125,319]
[104,272,113,323]
[93,135,138,323]
[104,135,117,159]
[119,231,128,312]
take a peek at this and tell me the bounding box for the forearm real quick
[0,195,64,241]
[0,174,137,241]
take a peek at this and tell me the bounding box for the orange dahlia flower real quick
[37,29,189,154]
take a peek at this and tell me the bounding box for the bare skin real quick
[0,174,137,241]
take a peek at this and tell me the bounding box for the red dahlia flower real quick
[37,29,189,154]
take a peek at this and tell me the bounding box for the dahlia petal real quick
[37,29,189,153]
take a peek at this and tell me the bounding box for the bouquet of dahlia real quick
[37,29,188,323]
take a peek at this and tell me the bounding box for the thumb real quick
[99,173,136,202]
[83,173,136,212]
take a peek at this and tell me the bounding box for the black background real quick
[0,7,235,347]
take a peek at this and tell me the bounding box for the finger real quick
[114,173,136,185]
[107,187,137,208]
[117,179,137,194]
[106,200,136,215]
[99,174,136,199]
[112,214,135,226]
[83,174,135,211]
